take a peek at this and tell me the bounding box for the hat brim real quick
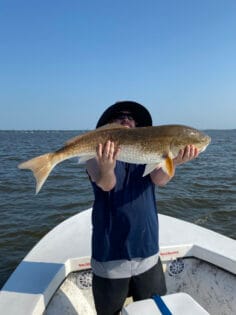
[96,101,152,128]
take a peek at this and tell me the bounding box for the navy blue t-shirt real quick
[91,161,159,262]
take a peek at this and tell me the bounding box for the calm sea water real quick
[0,129,235,288]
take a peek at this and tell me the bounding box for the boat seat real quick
[121,292,210,315]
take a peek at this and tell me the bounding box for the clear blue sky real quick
[1,0,235,130]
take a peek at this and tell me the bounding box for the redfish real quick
[18,124,211,194]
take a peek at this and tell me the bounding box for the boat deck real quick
[0,209,236,315]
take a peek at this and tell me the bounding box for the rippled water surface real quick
[0,129,235,288]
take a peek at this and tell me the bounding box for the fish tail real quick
[18,152,56,194]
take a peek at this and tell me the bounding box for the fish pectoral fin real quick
[161,154,174,177]
[78,155,95,164]
[142,164,160,177]
[142,155,174,178]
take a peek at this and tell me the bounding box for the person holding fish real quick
[18,100,209,314]
[86,101,200,315]
[19,99,208,314]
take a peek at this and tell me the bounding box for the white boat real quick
[0,208,235,315]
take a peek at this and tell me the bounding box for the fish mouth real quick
[200,145,208,153]
[206,135,211,145]
[200,136,211,152]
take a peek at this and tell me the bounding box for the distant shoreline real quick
[0,128,235,132]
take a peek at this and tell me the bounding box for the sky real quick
[0,0,235,130]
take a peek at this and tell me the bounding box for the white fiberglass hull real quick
[0,209,235,315]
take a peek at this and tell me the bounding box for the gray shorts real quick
[91,253,159,278]
[92,258,167,315]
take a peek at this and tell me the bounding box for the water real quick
[0,130,235,288]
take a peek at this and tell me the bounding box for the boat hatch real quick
[121,292,209,315]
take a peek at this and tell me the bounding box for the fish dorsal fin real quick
[96,123,128,130]
[64,124,126,146]
[64,133,84,146]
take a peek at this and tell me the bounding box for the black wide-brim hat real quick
[96,101,152,128]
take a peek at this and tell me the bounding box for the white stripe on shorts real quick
[91,252,159,279]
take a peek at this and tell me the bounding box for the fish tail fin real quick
[18,152,56,194]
